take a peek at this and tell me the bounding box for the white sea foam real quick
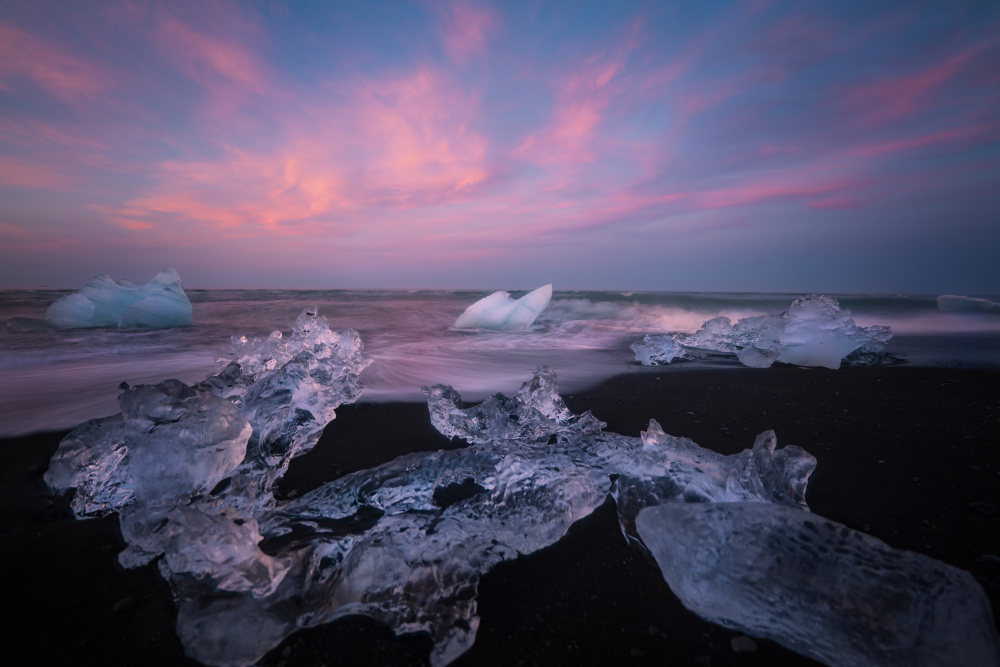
[2,289,999,436]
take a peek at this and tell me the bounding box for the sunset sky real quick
[0,1,997,292]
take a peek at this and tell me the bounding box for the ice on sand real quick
[46,354,813,666]
[632,294,892,369]
[453,284,552,330]
[637,502,1000,667]
[46,338,995,667]
[45,268,193,329]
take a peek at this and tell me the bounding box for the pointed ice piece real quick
[45,268,193,329]
[737,344,780,368]
[632,295,892,369]
[43,414,133,518]
[636,502,1000,667]
[774,295,863,369]
[631,334,685,365]
[453,284,552,330]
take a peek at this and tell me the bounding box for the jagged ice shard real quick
[453,284,552,330]
[45,336,996,667]
[44,268,193,329]
[637,502,1000,667]
[632,294,893,369]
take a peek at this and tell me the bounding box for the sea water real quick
[2,289,999,437]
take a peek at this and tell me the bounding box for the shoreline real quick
[3,366,998,665]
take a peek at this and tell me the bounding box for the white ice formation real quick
[44,268,193,329]
[45,349,997,667]
[453,284,552,330]
[937,294,1000,313]
[637,502,1000,667]
[632,295,892,369]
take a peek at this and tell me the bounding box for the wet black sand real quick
[2,366,999,666]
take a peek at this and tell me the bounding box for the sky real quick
[0,1,998,293]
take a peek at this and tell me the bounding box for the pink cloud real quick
[0,117,109,151]
[435,1,497,62]
[0,156,70,189]
[153,14,271,95]
[843,35,998,126]
[0,20,110,101]
[112,63,492,238]
[514,47,630,166]
[844,121,1000,159]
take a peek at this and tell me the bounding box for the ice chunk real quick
[453,284,552,330]
[118,379,252,505]
[937,294,1000,313]
[157,368,810,667]
[630,334,684,364]
[636,502,1000,667]
[44,355,996,667]
[633,295,892,369]
[43,414,132,518]
[737,344,780,368]
[45,306,371,528]
[44,268,193,329]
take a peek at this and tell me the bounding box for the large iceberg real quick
[632,295,892,369]
[637,502,1000,667]
[453,284,552,330]
[44,268,193,329]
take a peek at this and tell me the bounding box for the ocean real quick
[2,288,999,437]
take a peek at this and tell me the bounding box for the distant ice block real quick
[636,502,1000,667]
[937,294,1000,313]
[453,284,552,330]
[632,295,892,369]
[44,268,193,329]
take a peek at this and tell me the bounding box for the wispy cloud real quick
[0,1,996,290]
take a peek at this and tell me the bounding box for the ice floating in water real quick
[632,295,892,369]
[44,268,193,329]
[453,284,552,330]
[937,294,1000,313]
[637,502,1000,667]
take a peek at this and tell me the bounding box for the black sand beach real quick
[3,366,999,666]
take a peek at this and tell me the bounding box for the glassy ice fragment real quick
[633,295,892,369]
[43,414,132,518]
[631,334,684,365]
[636,502,1000,667]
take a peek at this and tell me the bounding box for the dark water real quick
[2,289,999,437]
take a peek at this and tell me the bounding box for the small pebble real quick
[629,647,645,658]
[693,655,711,667]
[911,477,920,483]
[730,635,758,653]
[977,554,1000,564]
[970,502,998,516]
[969,465,982,472]
[113,596,135,612]
[287,490,298,498]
